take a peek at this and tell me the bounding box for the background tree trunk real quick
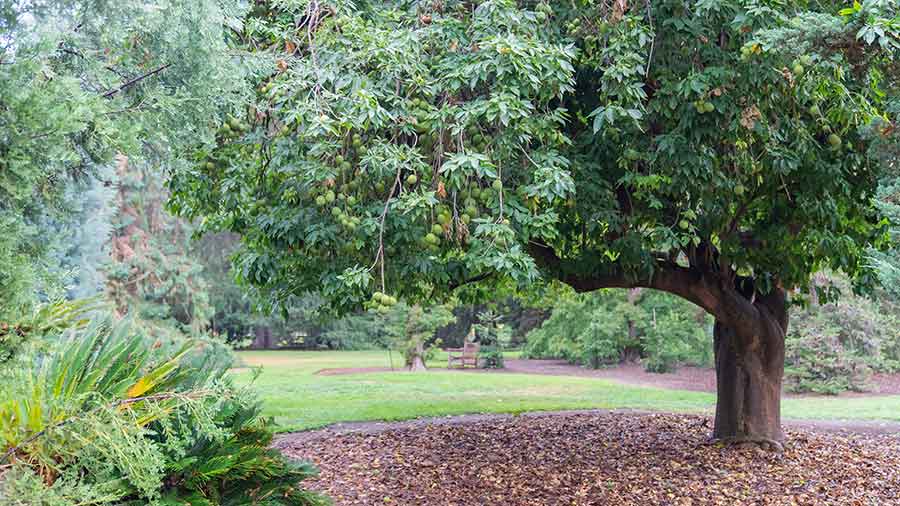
[712,298,787,448]
[410,339,427,371]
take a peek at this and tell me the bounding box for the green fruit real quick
[809,105,821,116]
[424,233,439,245]
[331,206,342,217]
[431,224,444,235]
[315,196,326,206]
[377,304,391,314]
[492,179,503,191]
[375,182,386,192]
[385,296,397,306]
[679,219,690,230]
[535,11,547,22]
[347,196,357,205]
[205,162,215,170]
[325,191,336,203]
[229,118,241,130]
[460,213,471,224]
[372,291,384,301]
[406,174,418,185]
[335,154,345,165]
[466,206,478,218]
[703,102,715,113]
[793,64,804,76]
[734,184,746,196]
[827,133,841,147]
[800,55,812,66]
[341,161,352,172]
[437,213,451,225]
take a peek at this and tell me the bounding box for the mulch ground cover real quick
[277,412,900,506]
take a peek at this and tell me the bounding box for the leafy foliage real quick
[171,0,897,320]
[473,310,511,368]
[0,0,253,319]
[0,316,326,506]
[523,288,712,372]
[785,276,900,394]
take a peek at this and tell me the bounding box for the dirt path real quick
[316,358,900,397]
[276,409,900,448]
[279,411,900,506]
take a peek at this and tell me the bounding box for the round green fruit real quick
[809,105,821,116]
[406,174,418,185]
[331,207,342,217]
[492,179,503,191]
[347,196,357,205]
[792,64,804,76]
[424,233,439,245]
[827,133,841,147]
[734,184,746,196]
[679,219,690,230]
[335,154,345,165]
[315,195,326,206]
[431,224,444,235]
[324,191,336,203]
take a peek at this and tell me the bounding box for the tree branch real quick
[101,63,172,98]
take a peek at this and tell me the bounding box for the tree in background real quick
[523,288,712,372]
[171,1,898,446]
[474,310,511,369]
[0,0,253,323]
[106,156,213,338]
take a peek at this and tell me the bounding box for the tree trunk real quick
[712,298,787,449]
[409,339,427,372]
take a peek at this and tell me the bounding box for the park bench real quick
[446,340,480,368]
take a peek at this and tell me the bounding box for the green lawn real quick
[232,350,900,432]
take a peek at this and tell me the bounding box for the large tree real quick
[171,0,899,447]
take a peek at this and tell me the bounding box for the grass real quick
[232,350,900,432]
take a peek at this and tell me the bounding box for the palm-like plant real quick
[0,317,195,463]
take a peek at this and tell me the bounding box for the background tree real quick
[0,0,253,321]
[171,0,899,447]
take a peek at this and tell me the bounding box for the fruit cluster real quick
[367,291,398,314]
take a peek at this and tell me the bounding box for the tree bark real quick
[712,293,787,449]
[409,339,427,372]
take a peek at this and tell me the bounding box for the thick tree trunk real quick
[712,298,787,449]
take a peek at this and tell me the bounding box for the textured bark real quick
[712,294,787,448]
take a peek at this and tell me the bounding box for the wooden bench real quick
[446,341,479,368]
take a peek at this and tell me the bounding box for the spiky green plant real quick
[0,317,194,462]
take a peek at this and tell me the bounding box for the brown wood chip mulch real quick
[278,412,900,506]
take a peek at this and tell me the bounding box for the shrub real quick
[474,311,512,369]
[0,316,326,505]
[784,292,899,394]
[523,289,712,372]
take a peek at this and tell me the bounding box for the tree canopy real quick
[171,0,898,318]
